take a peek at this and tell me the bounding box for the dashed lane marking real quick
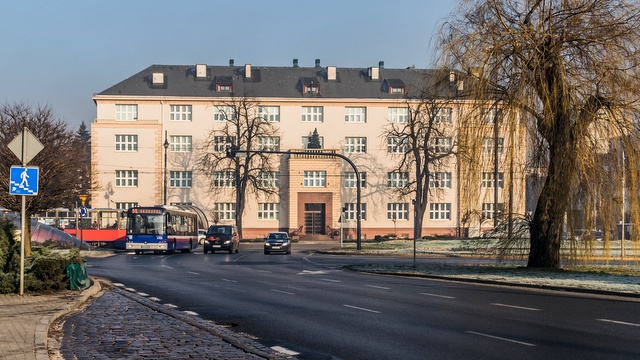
[597,319,640,327]
[467,331,537,347]
[343,304,381,314]
[365,285,391,290]
[491,303,540,311]
[420,292,455,299]
[270,289,295,295]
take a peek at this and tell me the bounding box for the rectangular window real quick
[214,106,236,121]
[482,108,500,124]
[429,172,452,188]
[435,108,452,124]
[387,172,409,188]
[303,171,326,187]
[259,106,280,122]
[115,135,138,152]
[429,203,451,220]
[344,137,367,153]
[430,137,452,154]
[302,106,324,122]
[257,171,279,188]
[482,137,504,154]
[214,136,235,152]
[258,203,280,220]
[344,203,366,221]
[387,136,408,153]
[213,203,235,220]
[115,202,138,210]
[213,171,236,188]
[115,104,138,120]
[170,105,192,121]
[387,203,409,220]
[482,172,504,188]
[170,135,192,152]
[257,136,280,151]
[482,202,504,219]
[302,136,324,149]
[345,107,366,123]
[344,172,366,188]
[388,107,409,123]
[170,171,192,188]
[115,170,138,187]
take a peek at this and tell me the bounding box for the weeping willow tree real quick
[438,0,640,268]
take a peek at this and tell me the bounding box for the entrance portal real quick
[304,203,325,235]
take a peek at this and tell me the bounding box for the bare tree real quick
[438,0,640,268]
[383,71,459,240]
[0,103,87,256]
[196,97,280,239]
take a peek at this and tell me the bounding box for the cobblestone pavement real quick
[48,286,296,360]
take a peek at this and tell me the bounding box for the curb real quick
[35,277,102,360]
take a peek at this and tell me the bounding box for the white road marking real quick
[148,297,161,302]
[597,318,640,327]
[467,331,537,347]
[183,311,199,316]
[271,289,295,295]
[299,270,326,275]
[365,285,391,290]
[187,271,200,275]
[491,303,540,311]
[222,278,237,283]
[321,278,341,283]
[162,265,173,269]
[136,292,149,297]
[419,292,455,299]
[125,287,136,292]
[271,346,300,356]
[164,303,178,308]
[343,304,381,314]
[113,283,125,287]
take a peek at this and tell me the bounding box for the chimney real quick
[196,64,206,78]
[245,64,252,79]
[327,66,336,80]
[368,66,379,80]
[379,61,384,69]
[293,58,299,67]
[152,72,164,85]
[449,70,456,85]
[229,59,234,67]
[315,59,321,67]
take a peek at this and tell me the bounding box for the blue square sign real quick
[9,166,39,196]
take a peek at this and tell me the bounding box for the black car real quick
[264,232,291,254]
[203,225,239,254]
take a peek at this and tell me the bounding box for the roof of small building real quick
[96,63,465,100]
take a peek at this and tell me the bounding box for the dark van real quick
[203,225,239,254]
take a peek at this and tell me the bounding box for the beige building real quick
[91,60,526,239]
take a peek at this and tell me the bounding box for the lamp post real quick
[163,131,169,205]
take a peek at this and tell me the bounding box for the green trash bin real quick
[66,263,90,290]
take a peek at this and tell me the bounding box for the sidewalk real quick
[0,284,99,360]
[0,279,294,360]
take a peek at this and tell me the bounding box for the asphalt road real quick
[86,243,640,360]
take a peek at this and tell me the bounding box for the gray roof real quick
[97,64,460,100]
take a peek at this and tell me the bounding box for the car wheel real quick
[211,250,215,254]
[264,250,269,254]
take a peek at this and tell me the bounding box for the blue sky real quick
[0,1,458,129]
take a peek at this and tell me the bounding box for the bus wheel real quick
[135,250,141,255]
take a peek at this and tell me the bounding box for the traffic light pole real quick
[228,148,362,250]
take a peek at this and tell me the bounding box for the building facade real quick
[92,60,526,239]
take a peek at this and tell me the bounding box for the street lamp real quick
[163,131,169,205]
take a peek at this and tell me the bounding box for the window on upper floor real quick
[215,76,233,92]
[257,136,280,151]
[115,135,138,152]
[435,108,453,124]
[387,136,408,153]
[482,108,501,125]
[482,137,504,154]
[258,203,280,220]
[213,203,235,220]
[213,136,235,153]
[115,202,138,210]
[302,106,323,122]
[257,171,279,188]
[482,202,504,219]
[303,171,326,187]
[115,170,138,187]
[115,104,138,120]
[345,107,366,123]
[387,172,409,188]
[429,137,452,154]
[259,106,280,122]
[344,172,366,188]
[170,135,192,152]
[344,137,366,153]
[482,172,504,188]
[170,171,192,188]
[212,171,236,188]
[388,107,409,123]
[214,106,236,121]
[387,203,409,220]
[429,172,452,188]
[170,105,192,121]
[430,203,451,220]
[344,203,367,221]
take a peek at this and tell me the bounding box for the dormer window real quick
[299,77,320,94]
[384,79,405,94]
[214,76,233,92]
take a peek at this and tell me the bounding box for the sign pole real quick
[19,128,26,296]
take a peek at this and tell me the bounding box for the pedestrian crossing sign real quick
[9,166,39,196]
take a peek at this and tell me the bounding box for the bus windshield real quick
[128,213,165,235]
